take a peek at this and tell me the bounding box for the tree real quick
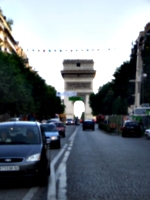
[141,34,150,104]
[0,52,34,115]
[89,82,114,115]
[89,45,137,115]
[0,51,64,118]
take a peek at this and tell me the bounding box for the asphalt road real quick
[0,125,76,200]
[1,124,150,200]
[66,125,150,200]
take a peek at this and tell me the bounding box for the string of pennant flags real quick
[25,48,123,53]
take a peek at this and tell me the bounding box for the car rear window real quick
[41,124,57,132]
[55,123,64,127]
[125,122,139,127]
[84,120,93,122]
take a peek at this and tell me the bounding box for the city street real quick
[1,124,150,200]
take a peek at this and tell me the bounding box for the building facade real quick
[0,12,29,66]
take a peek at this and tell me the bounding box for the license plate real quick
[0,166,20,171]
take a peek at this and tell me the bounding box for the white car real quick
[144,129,150,138]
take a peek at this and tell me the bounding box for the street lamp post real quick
[134,32,144,108]
[141,73,147,105]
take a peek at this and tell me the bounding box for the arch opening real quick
[74,101,85,119]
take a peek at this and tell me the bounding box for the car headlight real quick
[26,153,41,162]
[51,136,58,140]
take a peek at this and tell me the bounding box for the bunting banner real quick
[25,48,121,53]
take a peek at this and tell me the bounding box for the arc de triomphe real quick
[61,59,96,119]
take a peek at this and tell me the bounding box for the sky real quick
[1,0,150,117]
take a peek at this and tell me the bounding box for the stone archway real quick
[61,59,96,119]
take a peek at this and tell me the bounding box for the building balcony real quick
[0,21,4,30]
[5,37,17,52]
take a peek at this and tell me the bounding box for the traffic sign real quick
[69,96,84,101]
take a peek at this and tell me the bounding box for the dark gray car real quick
[0,121,51,186]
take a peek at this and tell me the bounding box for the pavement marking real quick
[47,126,79,200]
[56,127,79,200]
[22,187,39,200]
[47,144,68,200]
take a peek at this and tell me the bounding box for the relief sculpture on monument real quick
[66,82,91,90]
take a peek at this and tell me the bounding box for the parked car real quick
[0,121,51,186]
[144,128,150,138]
[41,123,61,149]
[7,117,21,121]
[52,121,66,137]
[66,118,75,125]
[82,119,95,131]
[122,121,142,137]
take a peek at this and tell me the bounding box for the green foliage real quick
[112,97,128,115]
[98,122,116,133]
[90,82,115,115]
[80,112,84,120]
[90,50,136,115]
[141,35,150,104]
[0,52,64,119]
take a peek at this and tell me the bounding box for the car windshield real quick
[41,124,57,132]
[0,125,40,144]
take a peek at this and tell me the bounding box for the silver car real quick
[41,123,61,149]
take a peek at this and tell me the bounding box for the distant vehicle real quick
[132,107,150,116]
[122,121,142,137]
[52,121,66,137]
[47,118,60,123]
[7,117,21,121]
[141,103,150,107]
[82,119,95,131]
[0,121,51,186]
[41,123,61,149]
[131,107,150,131]
[66,118,75,125]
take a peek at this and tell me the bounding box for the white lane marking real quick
[47,126,79,200]
[47,144,68,200]
[22,187,39,200]
[56,127,79,200]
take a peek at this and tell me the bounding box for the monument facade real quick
[61,59,96,119]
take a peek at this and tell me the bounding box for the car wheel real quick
[56,140,61,149]
[38,167,50,186]
[39,175,48,186]
[122,133,126,137]
[63,132,65,137]
[137,133,142,138]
